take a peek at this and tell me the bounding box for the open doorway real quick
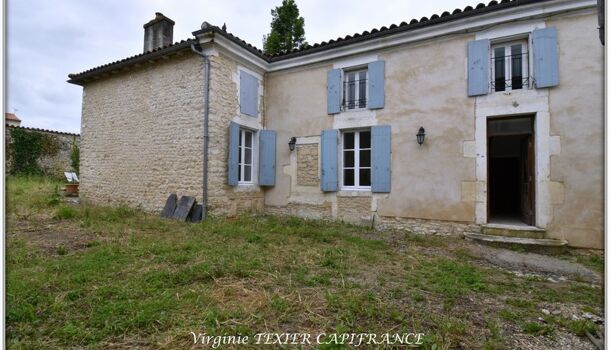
[487,116,534,226]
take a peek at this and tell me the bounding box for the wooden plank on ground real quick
[190,204,203,223]
[172,196,196,221]
[160,194,178,218]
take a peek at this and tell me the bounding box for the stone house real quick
[68,0,603,249]
[5,113,21,127]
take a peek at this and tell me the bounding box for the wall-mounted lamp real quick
[288,137,297,151]
[416,127,426,146]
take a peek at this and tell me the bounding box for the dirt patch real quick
[7,220,98,254]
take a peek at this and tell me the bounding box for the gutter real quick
[190,44,210,220]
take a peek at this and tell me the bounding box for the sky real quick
[7,0,475,133]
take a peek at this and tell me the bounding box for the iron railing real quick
[490,51,529,92]
[342,78,367,110]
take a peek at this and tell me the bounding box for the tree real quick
[263,0,307,55]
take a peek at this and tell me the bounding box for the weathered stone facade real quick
[205,53,265,217]
[296,144,318,186]
[5,125,80,177]
[80,54,205,211]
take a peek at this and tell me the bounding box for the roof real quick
[6,124,80,137]
[5,113,21,122]
[69,0,556,84]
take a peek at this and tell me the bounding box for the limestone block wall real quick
[296,144,318,186]
[80,54,205,211]
[205,53,265,217]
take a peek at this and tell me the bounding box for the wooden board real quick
[160,193,178,218]
[190,204,203,223]
[172,196,196,221]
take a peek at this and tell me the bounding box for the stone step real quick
[482,224,546,239]
[464,232,568,247]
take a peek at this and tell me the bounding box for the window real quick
[238,129,254,183]
[342,69,367,110]
[341,130,371,189]
[491,41,529,92]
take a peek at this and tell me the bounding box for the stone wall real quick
[80,53,205,211]
[5,125,80,177]
[296,144,318,186]
[205,53,265,217]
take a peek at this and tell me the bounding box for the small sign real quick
[64,172,79,183]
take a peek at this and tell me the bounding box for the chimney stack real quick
[143,12,175,52]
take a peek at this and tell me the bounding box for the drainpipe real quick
[191,43,210,219]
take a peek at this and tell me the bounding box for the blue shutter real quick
[258,130,276,186]
[327,69,341,114]
[240,70,259,117]
[467,39,490,96]
[320,129,338,192]
[368,60,385,109]
[532,27,559,88]
[227,121,239,186]
[371,125,391,193]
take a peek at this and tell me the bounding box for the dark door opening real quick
[488,117,534,226]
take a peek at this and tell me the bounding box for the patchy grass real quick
[6,176,604,349]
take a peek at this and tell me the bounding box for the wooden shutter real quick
[532,27,559,88]
[258,130,276,186]
[327,69,341,114]
[371,125,391,193]
[368,60,385,109]
[467,39,490,96]
[320,129,338,192]
[227,121,239,186]
[240,70,259,117]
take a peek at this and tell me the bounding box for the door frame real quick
[486,115,535,225]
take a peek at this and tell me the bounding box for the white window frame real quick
[238,128,255,185]
[342,68,369,111]
[340,129,371,190]
[490,40,529,92]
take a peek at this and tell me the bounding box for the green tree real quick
[263,0,307,55]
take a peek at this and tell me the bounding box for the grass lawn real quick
[6,176,604,349]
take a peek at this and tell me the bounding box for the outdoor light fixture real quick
[416,127,426,146]
[288,137,297,151]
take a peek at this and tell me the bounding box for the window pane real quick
[244,166,251,182]
[347,72,356,109]
[360,150,371,167]
[511,44,523,90]
[238,167,242,181]
[245,148,252,165]
[488,117,532,136]
[358,71,367,108]
[239,131,243,147]
[359,169,371,186]
[238,145,242,164]
[344,132,355,149]
[343,169,354,186]
[344,150,354,167]
[245,131,252,148]
[494,47,505,92]
[360,131,371,149]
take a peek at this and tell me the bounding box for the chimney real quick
[143,12,175,52]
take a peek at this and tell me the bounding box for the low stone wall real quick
[5,125,80,178]
[374,216,481,235]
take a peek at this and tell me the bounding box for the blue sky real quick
[7,0,474,133]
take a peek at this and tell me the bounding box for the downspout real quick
[191,44,210,219]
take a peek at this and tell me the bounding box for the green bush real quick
[9,129,60,175]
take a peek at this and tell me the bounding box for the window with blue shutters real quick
[327,60,385,114]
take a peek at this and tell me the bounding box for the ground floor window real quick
[238,128,254,184]
[341,129,371,189]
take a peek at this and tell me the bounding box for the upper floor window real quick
[342,69,368,111]
[491,41,529,92]
[341,129,371,189]
[238,128,254,184]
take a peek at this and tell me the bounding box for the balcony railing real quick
[490,50,529,92]
[342,78,367,110]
